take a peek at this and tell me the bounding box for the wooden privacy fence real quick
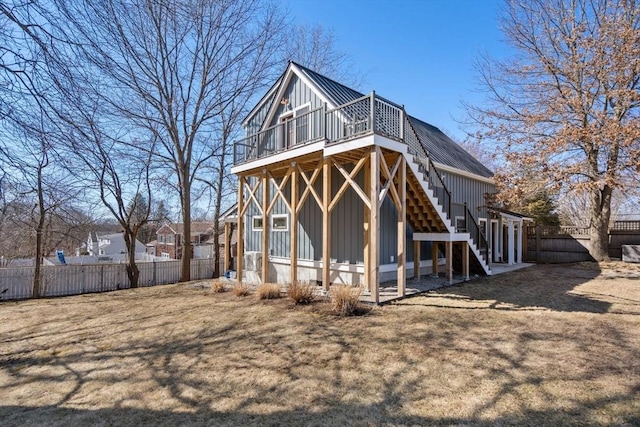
[526,222,640,263]
[0,258,218,301]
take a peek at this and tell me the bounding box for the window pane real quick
[272,216,287,230]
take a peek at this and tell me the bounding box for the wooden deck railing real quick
[233,92,406,165]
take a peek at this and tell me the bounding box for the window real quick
[161,252,170,259]
[455,216,466,232]
[158,234,165,243]
[166,234,175,244]
[272,214,288,232]
[279,103,311,149]
[252,216,263,231]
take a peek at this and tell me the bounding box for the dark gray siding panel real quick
[244,167,442,267]
[245,90,277,136]
[267,75,324,128]
[442,171,496,223]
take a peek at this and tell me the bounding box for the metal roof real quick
[294,62,366,107]
[292,62,493,179]
[408,116,493,178]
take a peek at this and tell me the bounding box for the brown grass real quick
[287,280,316,304]
[330,284,362,316]
[256,283,281,300]
[0,263,638,426]
[211,281,226,293]
[232,283,250,297]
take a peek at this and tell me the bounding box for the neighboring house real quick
[87,231,145,260]
[146,240,157,256]
[230,62,529,303]
[155,222,216,259]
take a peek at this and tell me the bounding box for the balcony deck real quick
[232,93,415,171]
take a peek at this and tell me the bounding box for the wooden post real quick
[322,157,331,291]
[236,176,244,284]
[261,170,269,283]
[413,240,420,279]
[363,157,370,292]
[370,147,380,304]
[290,163,298,284]
[223,221,231,272]
[446,241,453,284]
[432,242,439,276]
[462,241,469,281]
[397,155,406,296]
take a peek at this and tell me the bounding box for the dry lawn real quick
[1,263,639,426]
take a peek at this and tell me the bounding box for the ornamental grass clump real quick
[287,281,316,304]
[232,283,250,297]
[256,283,282,300]
[330,285,362,316]
[211,281,226,293]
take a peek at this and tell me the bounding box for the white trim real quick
[252,216,263,231]
[271,214,288,232]
[323,134,376,156]
[269,256,447,274]
[498,211,534,222]
[491,219,500,262]
[413,232,471,242]
[432,161,495,185]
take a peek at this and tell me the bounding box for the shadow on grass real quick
[410,264,614,314]
[2,277,639,427]
[2,391,639,427]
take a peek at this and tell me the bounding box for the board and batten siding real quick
[266,75,324,127]
[244,90,277,136]
[244,168,433,267]
[441,170,496,222]
[243,74,324,136]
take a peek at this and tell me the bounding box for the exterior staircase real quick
[399,114,492,275]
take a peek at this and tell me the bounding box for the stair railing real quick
[402,114,452,220]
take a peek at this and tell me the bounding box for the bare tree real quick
[53,0,286,281]
[0,114,82,296]
[466,0,640,260]
[282,23,365,88]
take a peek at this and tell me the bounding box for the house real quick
[154,222,216,259]
[86,231,145,261]
[230,62,528,303]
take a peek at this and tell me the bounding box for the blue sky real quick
[283,0,510,142]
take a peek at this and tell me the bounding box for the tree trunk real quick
[123,229,139,288]
[180,176,191,282]
[212,155,225,279]
[589,186,612,261]
[32,168,46,298]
